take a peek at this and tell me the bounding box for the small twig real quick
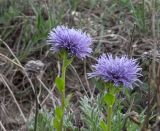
[0,39,35,93]
[94,34,128,42]
[122,95,135,130]
[141,66,152,130]
[152,0,157,81]
[88,55,97,61]
[41,83,57,106]
[70,64,89,97]
[157,65,160,114]
[41,61,60,106]
[0,39,21,65]
[127,24,135,58]
[0,53,23,69]
[34,85,38,131]
[83,60,92,97]
[0,121,6,131]
[0,74,27,122]
[37,76,58,108]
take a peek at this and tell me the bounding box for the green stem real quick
[59,53,67,131]
[61,56,66,109]
[107,105,112,131]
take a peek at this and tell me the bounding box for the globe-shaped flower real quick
[88,54,142,88]
[47,25,92,59]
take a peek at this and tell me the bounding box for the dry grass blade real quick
[0,74,27,122]
[0,53,23,69]
[0,39,21,65]
[83,61,92,96]
[0,121,7,131]
[157,65,160,116]
[70,64,89,97]
[151,0,157,81]
[37,76,59,108]
[41,61,61,106]
[0,39,35,93]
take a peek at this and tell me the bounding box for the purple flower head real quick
[47,25,92,59]
[88,54,142,89]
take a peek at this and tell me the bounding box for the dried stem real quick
[37,76,58,108]
[70,64,89,97]
[152,0,156,81]
[127,24,135,58]
[157,65,160,114]
[0,39,35,93]
[0,121,7,131]
[141,66,152,130]
[84,60,92,97]
[41,61,60,106]
[0,74,27,122]
[34,86,38,131]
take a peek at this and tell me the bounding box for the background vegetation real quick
[0,0,160,130]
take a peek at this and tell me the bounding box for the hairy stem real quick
[107,105,112,131]
[59,54,67,131]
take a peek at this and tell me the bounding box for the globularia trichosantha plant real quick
[47,25,92,131]
[29,25,142,131]
[88,54,142,131]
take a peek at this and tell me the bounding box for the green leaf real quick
[99,120,108,131]
[55,76,65,93]
[104,93,115,106]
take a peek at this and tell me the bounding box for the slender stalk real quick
[34,86,38,131]
[105,84,115,131]
[62,55,66,105]
[59,54,67,131]
[107,105,112,131]
[142,0,146,31]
